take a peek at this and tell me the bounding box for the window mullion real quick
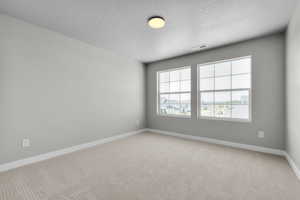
[160,92,190,95]
[213,64,216,117]
[168,71,171,94]
[179,71,181,112]
[198,67,201,118]
[230,60,233,118]
[158,72,160,114]
[248,88,251,120]
[200,88,247,93]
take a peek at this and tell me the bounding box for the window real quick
[198,56,251,121]
[157,67,191,117]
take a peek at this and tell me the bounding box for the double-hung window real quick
[198,56,251,121]
[157,67,191,117]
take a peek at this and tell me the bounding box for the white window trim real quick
[197,56,252,123]
[157,66,192,119]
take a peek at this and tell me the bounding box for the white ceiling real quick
[0,0,297,63]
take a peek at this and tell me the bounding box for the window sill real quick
[198,116,252,123]
[157,114,192,119]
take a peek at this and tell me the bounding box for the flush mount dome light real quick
[148,16,165,29]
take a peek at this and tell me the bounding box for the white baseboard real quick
[146,128,285,156]
[0,129,146,172]
[146,128,300,181]
[1,128,299,182]
[284,152,300,180]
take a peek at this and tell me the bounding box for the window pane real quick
[200,78,214,91]
[159,94,168,114]
[197,57,251,120]
[170,70,180,81]
[158,67,191,117]
[215,105,231,118]
[232,90,249,105]
[215,76,231,90]
[232,105,249,119]
[180,105,191,116]
[215,91,231,105]
[167,104,180,115]
[160,82,169,93]
[180,93,190,104]
[160,94,169,105]
[159,72,169,83]
[169,94,180,104]
[200,92,214,105]
[180,80,191,92]
[180,93,191,116]
[199,65,214,78]
[232,58,251,75]
[215,61,231,77]
[170,81,180,92]
[232,74,250,89]
[180,68,191,80]
[201,105,214,117]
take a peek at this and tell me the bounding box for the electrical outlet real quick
[22,139,30,148]
[257,131,265,138]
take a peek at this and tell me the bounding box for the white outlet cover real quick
[22,139,30,147]
[257,131,265,138]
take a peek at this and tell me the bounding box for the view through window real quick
[198,56,251,121]
[157,67,191,117]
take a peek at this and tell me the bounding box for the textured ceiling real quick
[0,0,297,63]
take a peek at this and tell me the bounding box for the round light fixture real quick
[148,16,166,29]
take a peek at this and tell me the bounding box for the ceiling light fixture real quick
[148,16,166,29]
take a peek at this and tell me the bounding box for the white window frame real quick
[197,56,252,123]
[157,66,192,118]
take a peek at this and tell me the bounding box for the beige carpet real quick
[0,132,299,200]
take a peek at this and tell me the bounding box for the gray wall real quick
[0,14,146,164]
[286,2,300,167]
[147,33,285,149]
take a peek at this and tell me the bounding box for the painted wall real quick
[147,33,285,149]
[0,14,146,164]
[286,2,300,168]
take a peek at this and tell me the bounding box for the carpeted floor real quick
[0,132,299,200]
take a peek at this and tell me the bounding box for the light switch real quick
[22,139,30,148]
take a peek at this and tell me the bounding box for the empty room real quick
[0,0,300,199]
